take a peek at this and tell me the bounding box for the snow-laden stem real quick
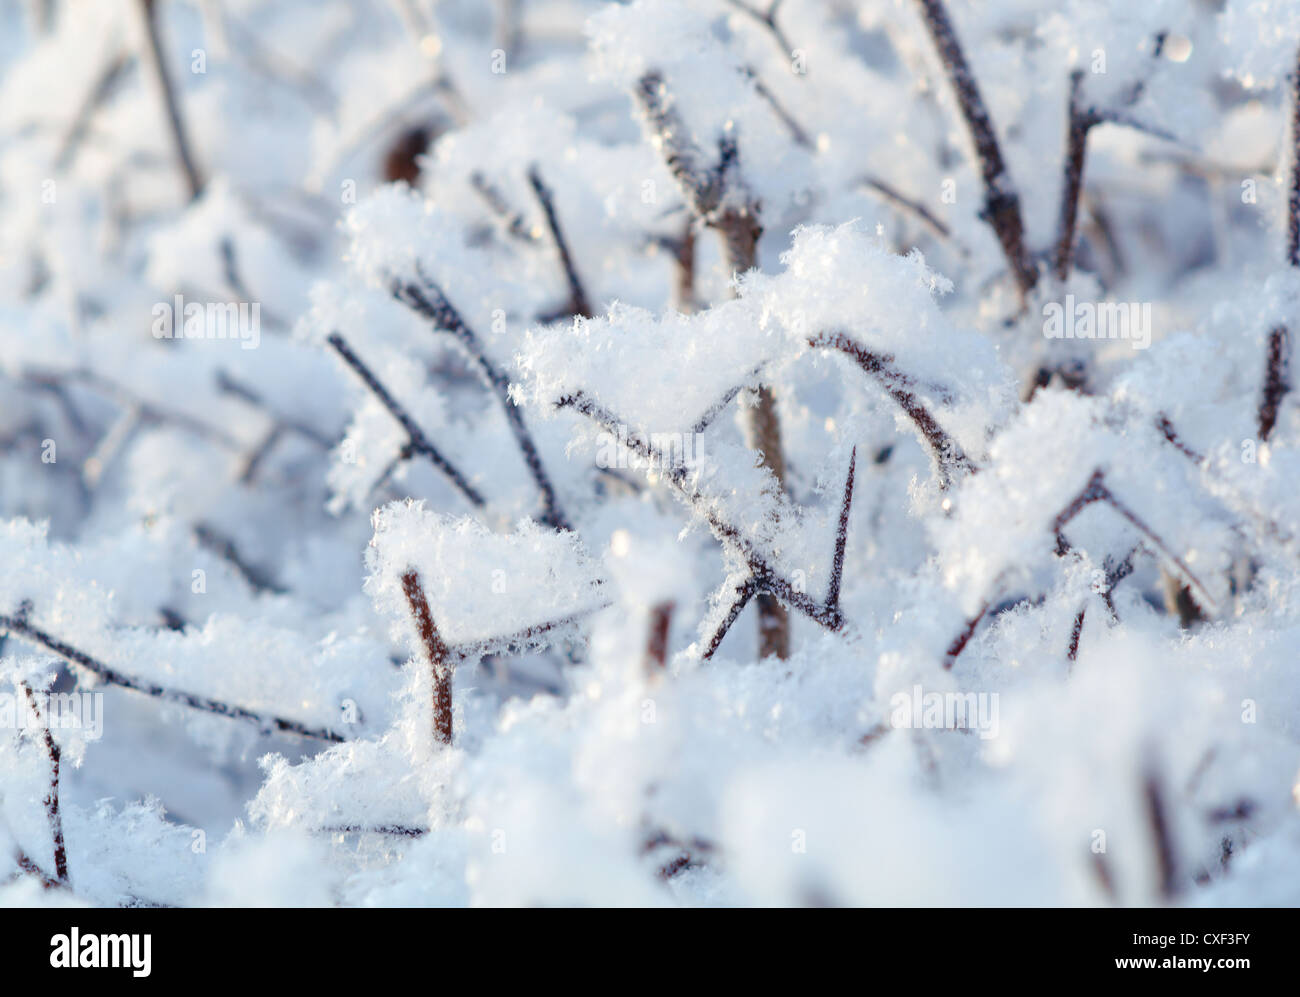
[634,68,792,658]
[946,469,1214,670]
[400,569,453,746]
[0,611,346,742]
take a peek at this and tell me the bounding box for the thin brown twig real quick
[400,569,453,746]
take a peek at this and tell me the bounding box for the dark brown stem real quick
[913,0,1037,296]
[13,849,62,890]
[944,600,988,669]
[326,332,487,511]
[138,0,204,201]
[1066,606,1086,665]
[400,569,453,746]
[0,611,345,741]
[674,219,698,313]
[1288,45,1300,268]
[826,446,857,612]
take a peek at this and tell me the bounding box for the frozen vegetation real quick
[1,0,1299,906]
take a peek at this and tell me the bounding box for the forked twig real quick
[390,270,571,530]
[558,385,856,659]
[326,332,487,511]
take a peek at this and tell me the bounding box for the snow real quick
[0,0,1298,908]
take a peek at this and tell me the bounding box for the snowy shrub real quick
[1,0,1299,907]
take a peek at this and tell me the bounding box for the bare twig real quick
[193,522,286,595]
[0,611,345,742]
[810,331,973,486]
[26,368,240,453]
[1258,51,1300,440]
[912,0,1037,296]
[1288,45,1300,269]
[138,0,204,200]
[400,569,454,746]
[18,682,69,885]
[13,849,61,890]
[1053,72,1099,282]
[470,170,540,244]
[389,270,571,530]
[557,389,854,659]
[1053,41,1174,283]
[725,0,794,63]
[527,165,594,319]
[860,175,953,241]
[1143,765,1179,901]
[1258,326,1291,442]
[326,332,487,511]
[315,824,428,838]
[54,51,133,171]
